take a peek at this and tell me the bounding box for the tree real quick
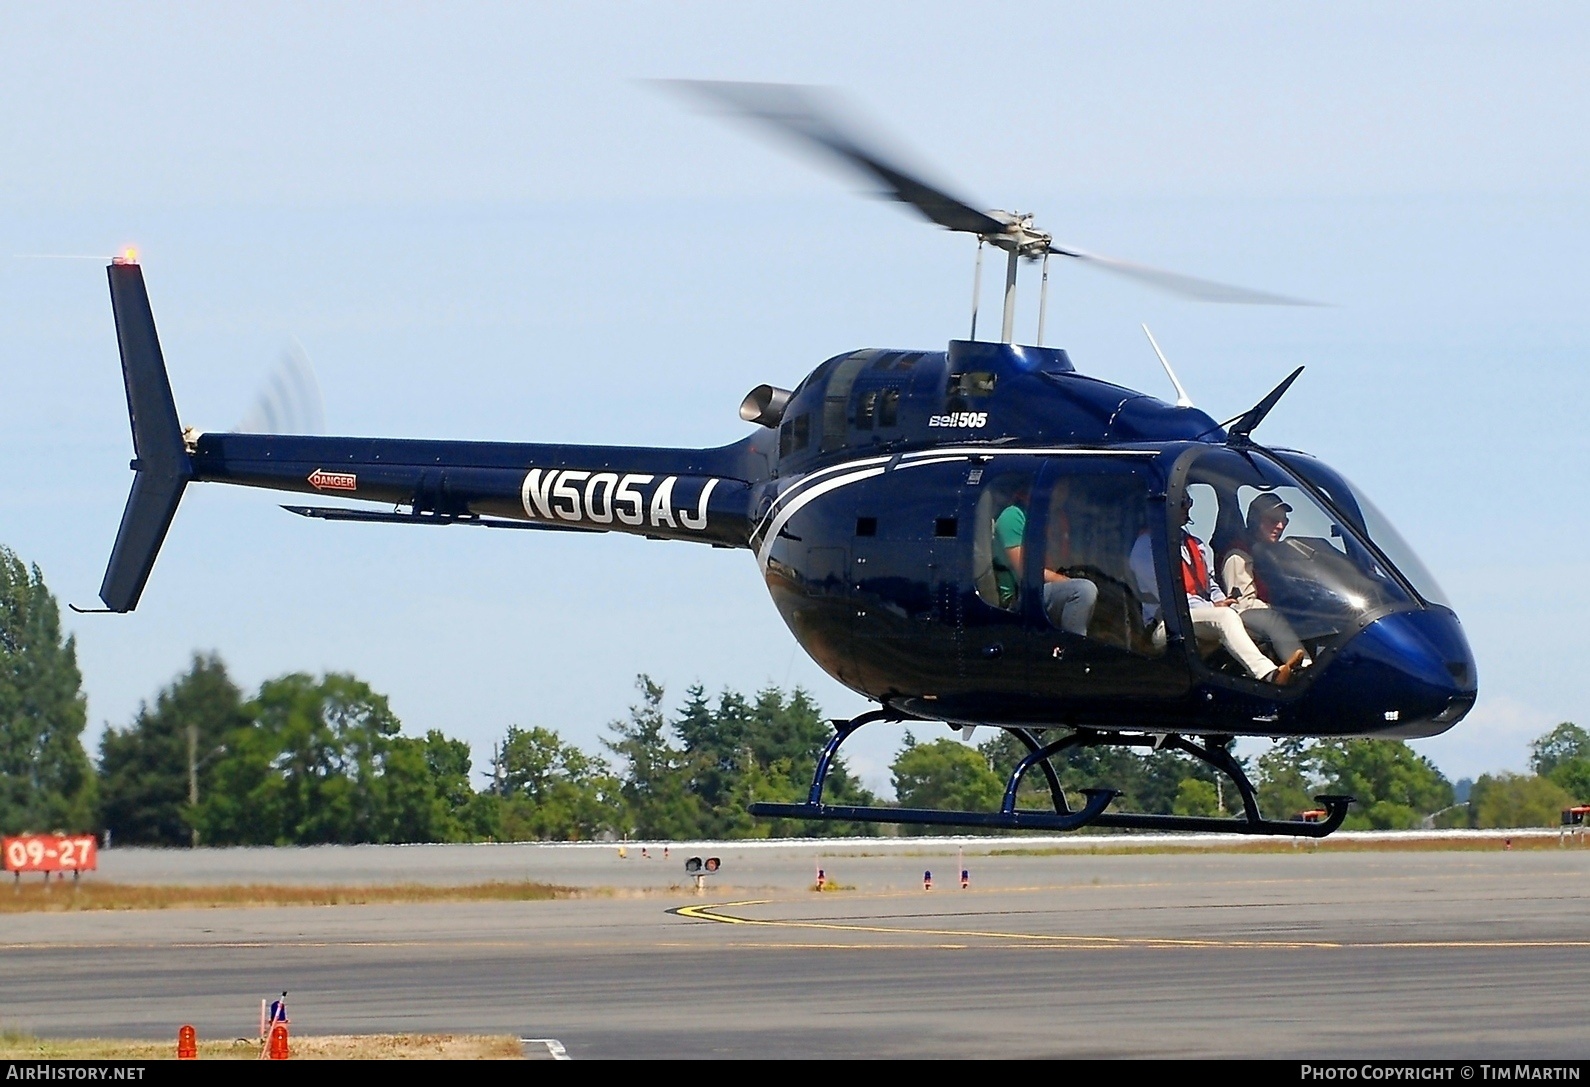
[1545,761,1590,805]
[603,676,702,839]
[1313,739,1453,830]
[425,730,499,840]
[370,730,475,844]
[1256,738,1317,820]
[978,730,1234,816]
[1173,778,1220,817]
[0,546,94,833]
[892,733,1002,831]
[198,672,461,845]
[98,653,248,846]
[492,724,622,840]
[1469,772,1573,829]
[1530,723,1590,803]
[673,682,872,837]
[1529,723,1590,776]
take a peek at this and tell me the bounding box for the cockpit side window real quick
[878,388,901,427]
[821,352,871,453]
[854,389,877,431]
[1045,470,1162,656]
[778,412,810,457]
[1170,448,1415,681]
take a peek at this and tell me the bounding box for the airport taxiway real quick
[4,841,1588,1058]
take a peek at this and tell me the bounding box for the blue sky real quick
[3,3,1587,793]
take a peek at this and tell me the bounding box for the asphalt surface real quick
[6,842,1589,1059]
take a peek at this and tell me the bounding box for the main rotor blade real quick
[1050,245,1320,306]
[664,80,1008,237]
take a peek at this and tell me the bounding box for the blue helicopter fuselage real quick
[105,262,1475,744]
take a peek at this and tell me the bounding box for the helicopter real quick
[89,82,1475,838]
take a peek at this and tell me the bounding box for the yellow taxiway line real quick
[674,900,1590,951]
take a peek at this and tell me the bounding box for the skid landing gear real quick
[749,714,1353,838]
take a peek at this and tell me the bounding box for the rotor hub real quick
[983,212,1051,259]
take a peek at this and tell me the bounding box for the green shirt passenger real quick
[990,484,1098,636]
[992,504,1027,607]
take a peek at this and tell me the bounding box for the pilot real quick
[1220,493,1311,670]
[993,483,1097,635]
[1130,493,1302,685]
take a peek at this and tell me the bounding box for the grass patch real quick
[0,1031,524,1060]
[0,880,584,914]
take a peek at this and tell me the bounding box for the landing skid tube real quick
[749,715,1353,838]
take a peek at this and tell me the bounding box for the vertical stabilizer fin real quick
[99,260,191,612]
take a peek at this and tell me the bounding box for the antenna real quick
[1141,324,1194,408]
[1226,366,1305,444]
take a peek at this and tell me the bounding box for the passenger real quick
[1134,493,1302,685]
[1128,526,1159,629]
[992,483,1097,635]
[1220,493,1312,669]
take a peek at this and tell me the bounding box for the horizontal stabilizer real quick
[98,260,191,612]
[282,505,605,533]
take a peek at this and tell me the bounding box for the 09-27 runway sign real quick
[3,834,98,873]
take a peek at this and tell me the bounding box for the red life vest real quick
[1180,533,1211,599]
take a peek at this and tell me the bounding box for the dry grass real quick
[0,1030,524,1060]
[0,879,582,914]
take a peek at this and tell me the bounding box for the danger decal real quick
[308,468,358,491]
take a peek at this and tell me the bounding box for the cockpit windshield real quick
[1269,451,1452,609]
[1173,448,1416,671]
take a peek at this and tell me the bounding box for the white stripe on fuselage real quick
[898,446,1159,460]
[748,455,892,546]
[756,465,888,570]
[753,445,1161,569]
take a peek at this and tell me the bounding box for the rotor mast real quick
[974,212,1052,344]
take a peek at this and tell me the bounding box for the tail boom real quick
[189,433,757,548]
[96,257,765,613]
